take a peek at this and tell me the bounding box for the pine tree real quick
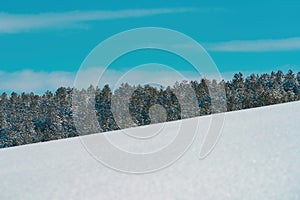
[1,70,300,148]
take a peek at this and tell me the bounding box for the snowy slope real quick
[0,101,300,200]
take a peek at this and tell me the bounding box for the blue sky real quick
[0,0,300,93]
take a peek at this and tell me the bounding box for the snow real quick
[0,101,300,200]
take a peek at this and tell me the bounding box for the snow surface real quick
[0,101,300,200]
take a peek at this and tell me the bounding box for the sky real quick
[0,0,300,93]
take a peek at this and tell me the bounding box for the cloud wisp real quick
[0,70,75,94]
[2,65,297,94]
[0,8,197,33]
[204,37,300,52]
[0,67,209,94]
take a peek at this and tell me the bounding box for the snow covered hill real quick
[0,101,300,200]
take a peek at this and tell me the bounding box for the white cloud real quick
[3,65,296,94]
[204,37,300,52]
[0,8,197,33]
[0,66,207,94]
[69,65,204,90]
[0,70,75,94]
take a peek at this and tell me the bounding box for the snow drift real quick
[0,101,300,200]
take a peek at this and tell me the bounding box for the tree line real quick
[1,70,300,148]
